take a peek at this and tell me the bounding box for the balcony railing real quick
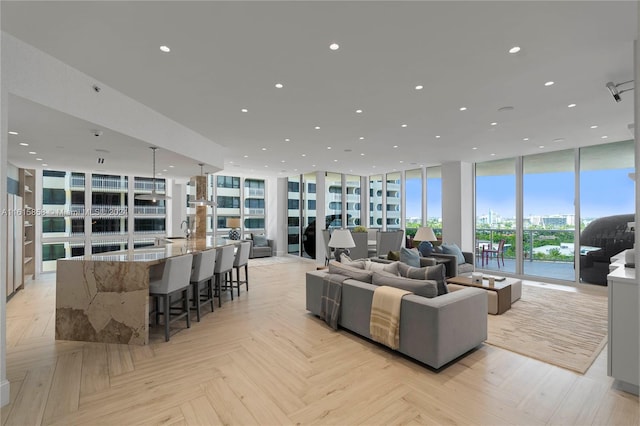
[133,206,166,215]
[91,177,128,191]
[476,227,575,263]
[245,208,265,215]
[245,188,265,197]
[70,176,85,187]
[134,181,166,192]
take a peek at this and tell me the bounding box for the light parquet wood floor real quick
[1,257,638,425]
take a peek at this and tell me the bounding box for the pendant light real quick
[135,147,171,202]
[189,163,217,207]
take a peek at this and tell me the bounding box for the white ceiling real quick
[2,1,637,178]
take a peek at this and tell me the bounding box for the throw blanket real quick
[370,286,412,350]
[320,274,348,330]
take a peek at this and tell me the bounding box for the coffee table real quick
[446,274,521,314]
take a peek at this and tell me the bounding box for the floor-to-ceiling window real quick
[523,150,575,280]
[326,172,343,228]
[302,173,317,258]
[345,174,361,228]
[244,178,266,237]
[287,176,301,255]
[579,140,635,284]
[216,175,241,238]
[386,172,401,229]
[405,169,422,242]
[426,166,443,237]
[475,159,516,273]
[369,174,383,228]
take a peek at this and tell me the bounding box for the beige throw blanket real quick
[370,286,412,350]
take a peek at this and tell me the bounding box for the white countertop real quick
[608,249,637,284]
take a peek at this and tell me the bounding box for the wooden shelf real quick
[24,169,33,177]
[25,223,33,227]
[25,240,33,245]
[24,257,33,264]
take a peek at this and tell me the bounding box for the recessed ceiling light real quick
[508,46,521,54]
[415,85,423,90]
[498,106,514,112]
[169,165,175,168]
[359,136,365,140]
[490,122,497,126]
[19,142,29,146]
[262,147,267,151]
[399,160,404,163]
[356,109,363,114]
[35,158,42,161]
[539,145,545,148]
[42,163,48,166]
[329,43,340,51]
[472,147,478,150]
[435,135,441,139]
[544,81,555,86]
[327,146,332,150]
[301,154,306,157]
[244,155,249,158]
[8,131,18,135]
[28,151,36,155]
[229,161,233,164]
[275,83,284,88]
[334,159,338,162]
[553,138,565,143]
[285,138,290,142]
[601,135,608,139]
[372,166,376,168]
[523,137,529,141]
[281,160,286,163]
[264,165,268,168]
[393,145,399,148]
[162,169,168,172]
[315,126,321,130]
[360,153,365,156]
[568,103,576,108]
[312,164,316,167]
[490,153,496,156]
[590,125,598,129]
[459,107,467,111]
[159,45,170,53]
[401,124,407,128]
[241,108,248,113]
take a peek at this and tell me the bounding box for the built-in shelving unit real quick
[21,168,36,283]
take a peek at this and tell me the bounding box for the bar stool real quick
[189,249,216,322]
[149,253,193,342]
[214,245,235,307]
[231,241,251,296]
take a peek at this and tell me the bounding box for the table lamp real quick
[414,226,437,256]
[226,217,241,240]
[328,229,356,262]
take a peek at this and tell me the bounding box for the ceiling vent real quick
[97,157,105,164]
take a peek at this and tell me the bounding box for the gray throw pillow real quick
[328,261,373,283]
[372,271,438,298]
[252,234,269,247]
[441,243,466,264]
[365,260,400,275]
[397,263,448,295]
[400,246,421,267]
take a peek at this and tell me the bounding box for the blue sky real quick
[406,168,635,220]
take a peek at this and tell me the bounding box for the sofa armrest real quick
[463,251,474,265]
[247,239,256,258]
[431,252,473,277]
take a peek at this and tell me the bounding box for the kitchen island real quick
[55,237,232,345]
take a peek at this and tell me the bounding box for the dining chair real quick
[189,248,216,322]
[231,241,251,296]
[149,253,193,342]
[482,239,506,268]
[214,245,235,307]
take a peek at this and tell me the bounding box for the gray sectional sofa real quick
[306,269,488,369]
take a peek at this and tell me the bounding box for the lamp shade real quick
[226,217,241,228]
[414,226,437,242]
[328,229,356,249]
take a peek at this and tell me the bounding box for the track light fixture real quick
[605,80,634,103]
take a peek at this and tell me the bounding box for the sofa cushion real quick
[400,247,421,267]
[340,255,368,269]
[372,271,438,298]
[457,263,475,274]
[328,261,373,283]
[397,262,447,296]
[441,243,466,264]
[365,260,400,275]
[252,234,269,247]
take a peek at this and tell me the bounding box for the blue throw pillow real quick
[400,246,421,267]
[441,243,466,264]
[252,234,268,247]
[418,240,434,257]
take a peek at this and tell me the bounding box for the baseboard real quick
[0,379,10,407]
